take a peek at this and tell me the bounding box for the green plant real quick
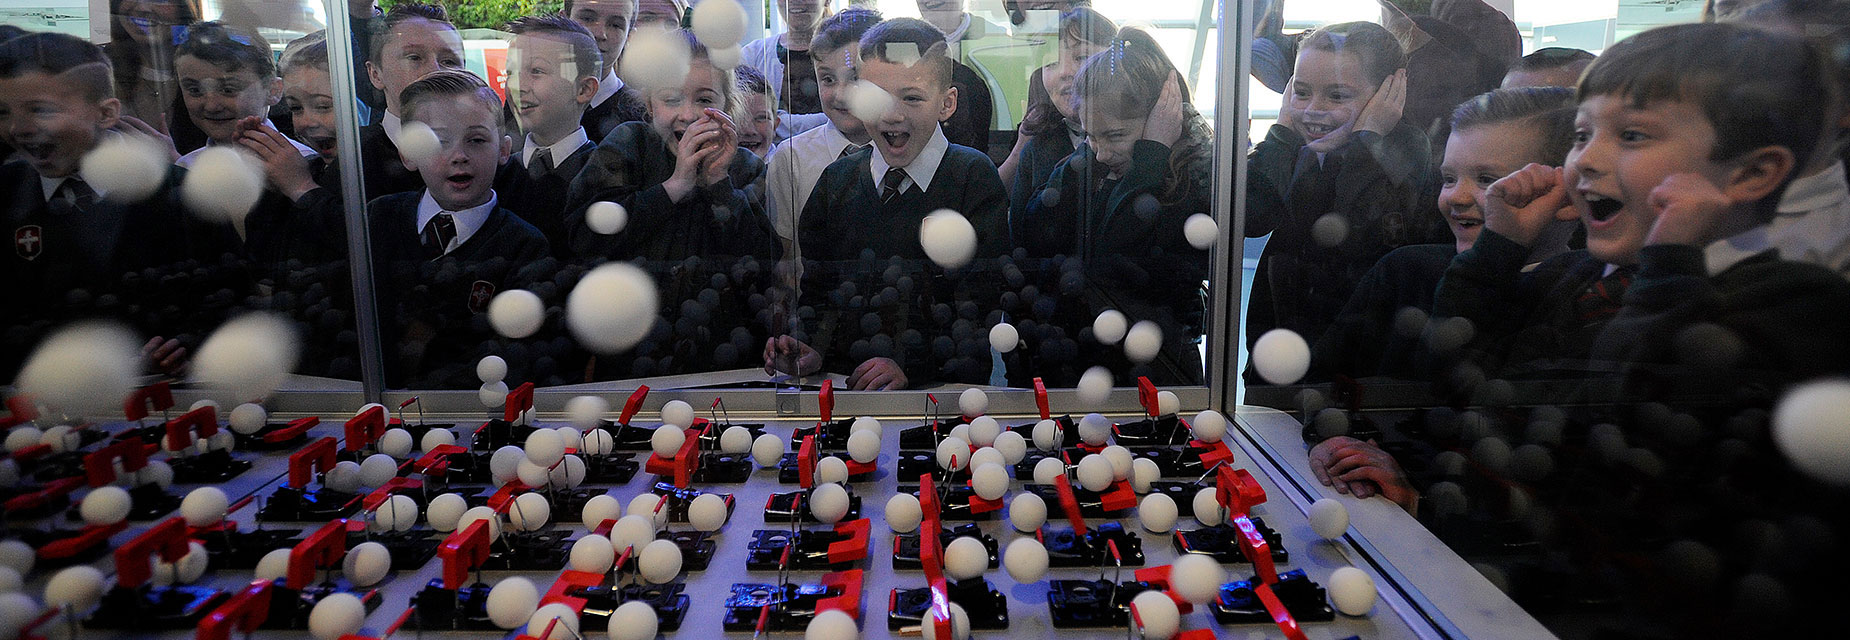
[377,0,566,31]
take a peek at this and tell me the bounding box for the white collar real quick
[1706,162,1850,275]
[415,189,498,256]
[869,125,950,195]
[592,68,626,107]
[39,175,106,202]
[383,111,403,146]
[1778,160,1849,216]
[176,120,317,167]
[522,127,591,168]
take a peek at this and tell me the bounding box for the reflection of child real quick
[1244,21,1444,376]
[733,66,780,158]
[764,7,882,258]
[740,0,830,115]
[1001,7,1114,225]
[565,0,650,141]
[500,15,605,259]
[360,2,466,201]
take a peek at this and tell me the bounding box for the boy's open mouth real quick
[1300,122,1338,138]
[19,142,55,161]
[1582,192,1623,222]
[881,131,910,149]
[445,172,475,189]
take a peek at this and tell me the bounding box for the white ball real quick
[0,592,41,639]
[1329,566,1377,615]
[1077,367,1113,406]
[1169,554,1226,605]
[82,133,167,203]
[608,601,658,640]
[1031,419,1061,451]
[570,534,616,573]
[378,428,414,459]
[1078,413,1112,446]
[80,486,130,526]
[3,427,39,454]
[181,146,264,224]
[920,602,970,640]
[967,417,1001,447]
[660,400,695,428]
[308,592,365,640]
[1031,457,1065,486]
[489,446,525,484]
[228,403,268,435]
[619,28,691,89]
[1139,493,1179,533]
[509,492,552,532]
[610,514,655,554]
[525,429,567,467]
[1773,380,1850,485]
[689,493,729,532]
[1124,321,1163,364]
[946,424,971,443]
[988,322,1020,353]
[180,487,229,528]
[638,539,683,584]
[1156,391,1180,417]
[342,541,391,587]
[1130,458,1160,494]
[585,201,629,235]
[816,456,850,484]
[421,428,457,453]
[1076,454,1114,492]
[254,548,292,582]
[1309,498,1350,539]
[196,312,302,404]
[37,425,77,454]
[845,80,895,123]
[479,380,510,408]
[42,565,105,612]
[809,482,850,524]
[426,493,467,532]
[752,434,785,467]
[17,322,141,417]
[650,425,686,459]
[527,602,581,640]
[549,455,588,489]
[139,460,175,489]
[580,429,614,456]
[358,453,399,489]
[628,493,668,528]
[397,120,442,165]
[517,458,554,489]
[0,541,31,576]
[458,506,503,539]
[1093,310,1129,345]
[567,396,611,431]
[1130,590,1180,640]
[1009,492,1047,532]
[373,494,419,533]
[846,430,880,464]
[323,460,363,493]
[991,431,1028,465]
[885,493,923,534]
[1193,488,1224,527]
[936,436,971,471]
[476,355,508,384]
[1101,445,1133,480]
[690,0,748,46]
[1183,213,1219,249]
[806,608,858,640]
[709,44,742,70]
[958,389,989,418]
[944,536,988,581]
[486,576,541,629]
[568,263,660,354]
[0,567,18,593]
[717,426,752,455]
[1191,410,1228,443]
[1252,329,1312,385]
[1003,537,1049,584]
[971,463,1009,501]
[581,494,622,530]
[920,209,979,269]
[487,289,546,339]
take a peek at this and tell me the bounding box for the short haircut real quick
[1450,86,1578,166]
[1058,6,1117,49]
[1300,21,1406,87]
[176,21,274,80]
[810,6,882,57]
[508,14,604,81]
[369,1,456,64]
[0,31,114,100]
[1579,22,1835,166]
[563,0,638,18]
[1512,47,1596,74]
[281,32,330,75]
[858,18,952,86]
[400,69,503,128]
[735,63,774,100]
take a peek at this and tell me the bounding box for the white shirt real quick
[40,175,106,202]
[175,119,317,168]
[383,110,403,147]
[869,125,950,195]
[591,68,627,109]
[415,190,497,256]
[766,123,865,244]
[1705,161,1850,277]
[522,127,590,170]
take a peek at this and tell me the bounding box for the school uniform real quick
[498,127,595,262]
[359,112,430,202]
[1007,123,1079,237]
[582,70,650,144]
[564,121,776,265]
[176,123,326,278]
[945,60,995,157]
[765,123,869,255]
[741,35,822,115]
[1429,230,1623,379]
[1706,160,1850,279]
[1312,243,1455,382]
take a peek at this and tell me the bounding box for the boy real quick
[361,2,466,201]
[779,18,1009,389]
[500,14,604,259]
[734,66,779,158]
[635,0,686,31]
[566,0,650,141]
[913,0,998,153]
[764,7,880,256]
[1500,47,1595,89]
[367,69,550,387]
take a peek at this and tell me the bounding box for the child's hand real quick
[239,121,318,201]
[1645,173,1733,247]
[697,108,737,187]
[1275,75,1302,135]
[665,117,724,202]
[141,336,188,376]
[1307,436,1419,515]
[762,335,821,377]
[1354,68,1406,137]
[847,357,907,391]
[114,114,179,162]
[1483,163,1578,247]
[1142,72,1186,148]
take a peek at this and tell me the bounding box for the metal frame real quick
[325,3,387,404]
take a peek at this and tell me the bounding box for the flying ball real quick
[81,133,167,203]
[1077,367,1112,406]
[397,120,442,165]
[920,209,978,269]
[1252,329,1312,385]
[488,289,546,338]
[1009,492,1047,532]
[476,355,508,384]
[1093,310,1128,345]
[585,201,628,235]
[1169,554,1226,604]
[1309,498,1350,539]
[181,146,264,224]
[568,263,659,354]
[989,322,1019,353]
[1183,213,1218,249]
[1124,320,1163,364]
[1329,567,1377,615]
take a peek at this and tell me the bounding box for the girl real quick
[1016,27,1214,385]
[740,0,832,116]
[1001,7,1115,225]
[1244,21,1445,381]
[103,0,208,151]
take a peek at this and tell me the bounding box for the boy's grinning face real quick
[571,0,636,73]
[284,67,338,156]
[176,56,278,145]
[1441,122,1549,253]
[1566,94,1727,265]
[509,34,593,143]
[369,18,465,115]
[406,94,511,211]
[648,64,725,150]
[1284,48,1376,143]
[814,47,868,142]
[737,91,776,156]
[859,56,956,169]
[0,72,119,179]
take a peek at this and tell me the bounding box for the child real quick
[740,0,830,116]
[361,1,466,201]
[103,0,203,150]
[913,0,997,155]
[776,18,1010,389]
[566,0,650,141]
[1243,21,1445,381]
[635,0,686,30]
[367,70,550,387]
[1014,28,1213,385]
[764,7,882,258]
[280,33,339,160]
[1501,47,1595,89]
[172,22,317,167]
[734,65,779,158]
[500,14,604,259]
[1001,6,1115,227]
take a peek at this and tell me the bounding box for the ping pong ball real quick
[1170,554,1226,604]
[1139,493,1179,533]
[1330,567,1377,615]
[525,429,566,467]
[581,494,622,530]
[427,493,467,532]
[967,416,1000,447]
[254,548,291,582]
[486,576,540,629]
[307,592,365,640]
[1773,380,1850,485]
[944,536,988,581]
[721,426,753,454]
[752,433,785,467]
[1310,498,1350,539]
[959,389,989,417]
[509,492,552,531]
[1191,410,1227,443]
[1078,413,1112,446]
[847,430,880,464]
[358,453,398,488]
[527,602,580,640]
[1130,590,1179,639]
[608,601,658,640]
[192,312,298,402]
[1252,329,1312,385]
[638,539,683,584]
[568,263,659,355]
[610,514,655,553]
[422,428,457,453]
[228,403,267,434]
[43,566,105,612]
[1193,488,1224,526]
[1032,419,1060,451]
[992,431,1027,464]
[989,322,1019,353]
[1076,454,1114,492]
[920,209,978,269]
[806,608,858,640]
[1031,457,1065,486]
[1009,492,1047,532]
[342,541,391,587]
[689,493,729,532]
[690,0,748,46]
[885,493,922,534]
[586,201,628,235]
[920,602,970,640]
[379,428,413,458]
[1183,213,1219,249]
[1124,321,1162,364]
[488,289,545,339]
[397,120,441,164]
[1093,310,1129,345]
[1003,537,1049,583]
[80,486,131,526]
[660,400,695,428]
[459,506,503,539]
[0,541,31,576]
[810,482,850,524]
[651,425,686,458]
[1101,445,1133,480]
[180,487,228,527]
[570,534,616,574]
[566,395,610,431]
[1130,458,1160,494]
[373,494,418,532]
[628,494,668,528]
[1077,367,1112,406]
[1156,391,1180,416]
[968,447,1005,471]
[845,80,895,123]
[476,355,507,384]
[4,428,41,454]
[815,456,848,484]
[970,463,1009,501]
[936,436,971,471]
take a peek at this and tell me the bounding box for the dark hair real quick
[0,31,115,101]
[0,24,29,44]
[509,13,604,82]
[1074,27,1212,208]
[1513,47,1596,73]
[810,6,882,57]
[1579,22,1834,167]
[735,63,773,100]
[176,21,273,79]
[400,68,502,127]
[1021,7,1117,137]
[1451,86,1578,166]
[1004,0,1091,25]
[1300,21,1405,87]
[369,2,455,64]
[282,32,330,75]
[104,0,200,97]
[858,18,953,87]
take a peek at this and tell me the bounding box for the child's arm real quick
[1431,165,1577,367]
[239,120,319,202]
